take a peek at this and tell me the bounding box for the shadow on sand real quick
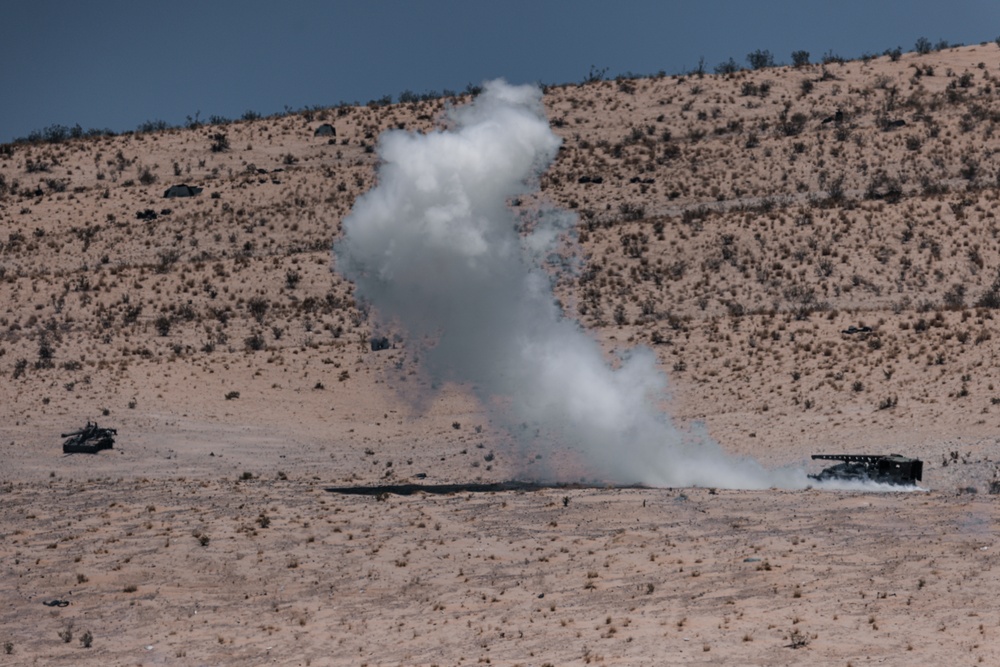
[324,480,647,497]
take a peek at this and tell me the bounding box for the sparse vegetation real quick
[210,133,230,153]
[746,49,775,70]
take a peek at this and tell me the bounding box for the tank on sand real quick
[809,454,923,486]
[62,422,117,454]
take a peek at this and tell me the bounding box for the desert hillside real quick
[2,43,1000,665]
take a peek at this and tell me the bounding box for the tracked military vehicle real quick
[62,422,116,454]
[809,454,922,486]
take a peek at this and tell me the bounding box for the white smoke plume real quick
[334,79,812,489]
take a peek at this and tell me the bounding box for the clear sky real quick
[2,0,998,143]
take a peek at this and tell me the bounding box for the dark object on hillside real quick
[370,336,391,351]
[135,209,158,221]
[821,110,845,124]
[842,325,873,335]
[163,184,203,198]
[62,422,117,454]
[577,175,604,184]
[809,454,923,486]
[883,119,907,130]
[629,176,656,184]
[314,124,336,137]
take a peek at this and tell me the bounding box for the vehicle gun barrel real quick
[812,454,889,463]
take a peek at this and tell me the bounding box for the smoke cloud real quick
[334,79,810,489]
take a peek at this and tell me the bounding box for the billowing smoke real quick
[334,79,808,489]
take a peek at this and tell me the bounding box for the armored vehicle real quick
[809,454,922,486]
[62,422,117,454]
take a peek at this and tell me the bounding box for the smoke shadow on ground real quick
[324,479,923,496]
[324,480,647,497]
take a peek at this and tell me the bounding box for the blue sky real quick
[2,0,998,143]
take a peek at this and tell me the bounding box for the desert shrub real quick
[778,111,808,137]
[156,249,180,273]
[714,58,741,75]
[154,315,172,336]
[975,275,1000,308]
[36,124,69,143]
[45,178,67,192]
[25,159,51,173]
[582,65,608,84]
[247,297,269,323]
[244,332,266,351]
[619,202,645,221]
[210,133,230,153]
[864,173,903,202]
[747,49,774,70]
[915,36,932,54]
[36,335,54,369]
[136,119,169,133]
[788,629,810,648]
[123,304,143,324]
[137,166,156,186]
[791,50,810,67]
[944,283,966,310]
[741,81,771,97]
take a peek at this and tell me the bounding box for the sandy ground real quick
[3,457,999,666]
[4,43,1000,665]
